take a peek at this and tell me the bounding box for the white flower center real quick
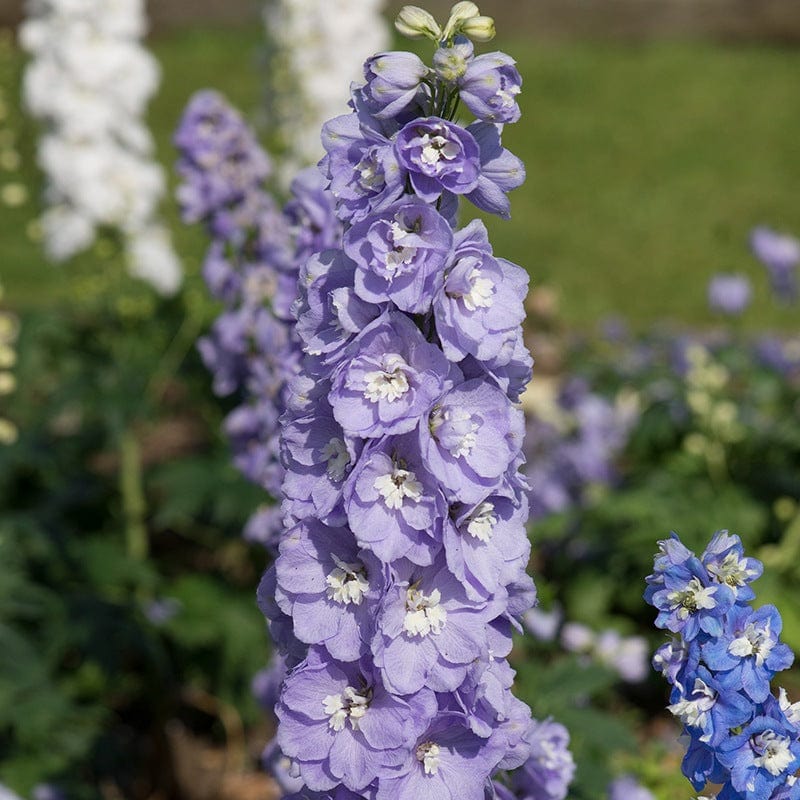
[321,436,350,481]
[430,405,478,458]
[728,621,775,666]
[374,465,423,510]
[462,268,494,312]
[707,552,757,589]
[326,554,369,606]
[451,429,477,458]
[322,685,371,732]
[404,586,447,637]
[667,578,718,621]
[358,155,384,190]
[535,738,562,769]
[465,501,497,542]
[384,219,418,272]
[419,133,459,171]
[416,741,441,775]
[497,83,521,109]
[363,354,411,402]
[668,678,717,739]
[753,730,794,777]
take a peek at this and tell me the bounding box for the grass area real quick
[2,26,800,330]
[492,40,800,330]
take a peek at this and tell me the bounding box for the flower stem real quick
[120,427,148,562]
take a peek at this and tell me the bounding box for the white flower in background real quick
[20,0,182,294]
[263,0,389,176]
[127,225,182,296]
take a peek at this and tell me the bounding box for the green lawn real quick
[3,26,800,330]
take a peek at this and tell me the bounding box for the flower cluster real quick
[263,0,389,175]
[258,4,575,798]
[175,90,341,547]
[20,0,181,294]
[646,530,800,799]
[522,376,638,521]
[0,282,18,445]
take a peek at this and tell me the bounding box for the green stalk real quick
[120,428,148,562]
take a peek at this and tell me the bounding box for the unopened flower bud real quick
[395,6,442,41]
[460,14,496,41]
[442,1,480,39]
[362,51,429,119]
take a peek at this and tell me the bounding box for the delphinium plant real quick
[19,0,181,293]
[255,3,584,798]
[646,530,800,799]
[175,90,341,548]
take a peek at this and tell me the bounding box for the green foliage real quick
[524,328,800,798]
[0,293,270,796]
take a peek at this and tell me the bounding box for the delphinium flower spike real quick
[20,0,181,293]
[259,4,577,798]
[646,530,800,799]
[175,90,341,548]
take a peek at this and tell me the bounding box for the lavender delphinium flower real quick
[329,312,455,438]
[361,51,430,120]
[707,273,752,316]
[394,115,481,201]
[507,718,576,800]
[261,4,575,797]
[376,713,507,800]
[343,199,453,312]
[175,90,342,549]
[646,530,800,797]
[434,219,528,364]
[458,51,522,124]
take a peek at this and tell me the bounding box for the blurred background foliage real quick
[0,5,798,799]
